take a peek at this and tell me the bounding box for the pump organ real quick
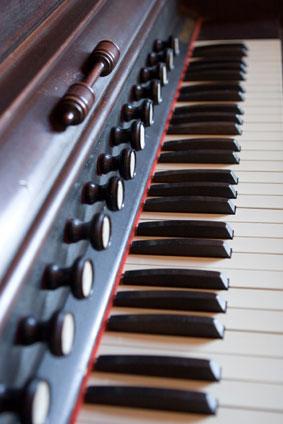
[0,1,283,423]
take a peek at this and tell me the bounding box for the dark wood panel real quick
[0,0,66,62]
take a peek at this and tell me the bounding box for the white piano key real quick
[239,151,283,160]
[78,405,283,424]
[230,237,283,254]
[102,329,283,358]
[156,161,283,172]
[241,142,283,150]
[182,82,283,93]
[126,252,283,271]
[234,172,283,183]
[141,208,283,223]
[226,288,283,310]
[236,183,283,195]
[235,195,283,209]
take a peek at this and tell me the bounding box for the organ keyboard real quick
[1,1,283,423]
[78,38,283,423]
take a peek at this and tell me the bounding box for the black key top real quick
[168,122,242,135]
[94,354,222,381]
[192,54,248,68]
[121,268,229,290]
[136,220,234,239]
[171,113,243,125]
[181,82,244,91]
[107,313,225,339]
[149,182,237,199]
[193,46,247,58]
[130,238,232,258]
[85,386,218,415]
[144,196,236,214]
[159,150,240,164]
[194,42,247,53]
[163,138,241,152]
[153,169,239,184]
[114,290,227,312]
[188,60,247,72]
[174,104,244,115]
[178,90,245,102]
[184,70,245,81]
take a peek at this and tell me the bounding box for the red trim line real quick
[70,17,202,423]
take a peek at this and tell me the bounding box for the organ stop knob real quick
[43,257,95,299]
[0,378,50,424]
[17,311,75,357]
[111,121,146,150]
[83,176,125,211]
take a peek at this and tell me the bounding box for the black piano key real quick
[170,113,243,125]
[121,268,229,290]
[149,182,237,199]
[191,55,247,64]
[193,46,247,58]
[153,169,239,184]
[193,42,247,54]
[188,60,247,72]
[181,82,244,92]
[136,220,234,239]
[178,90,245,102]
[114,290,227,313]
[163,138,241,152]
[184,69,246,81]
[85,386,218,415]
[174,104,244,115]
[180,83,245,96]
[168,122,242,135]
[144,196,236,214]
[130,238,232,258]
[107,313,225,339]
[159,150,240,164]
[94,354,222,381]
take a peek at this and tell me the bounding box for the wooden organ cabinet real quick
[0,0,283,423]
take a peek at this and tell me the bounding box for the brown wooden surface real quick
[0,0,67,62]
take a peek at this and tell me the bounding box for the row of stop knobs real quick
[0,35,180,424]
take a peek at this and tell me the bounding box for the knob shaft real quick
[65,213,112,250]
[59,40,120,126]
[148,48,174,71]
[140,63,168,86]
[0,379,50,424]
[17,311,75,357]
[43,257,94,299]
[154,35,180,56]
[111,121,145,150]
[122,99,154,127]
[133,81,162,105]
[97,148,136,180]
[83,176,125,210]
